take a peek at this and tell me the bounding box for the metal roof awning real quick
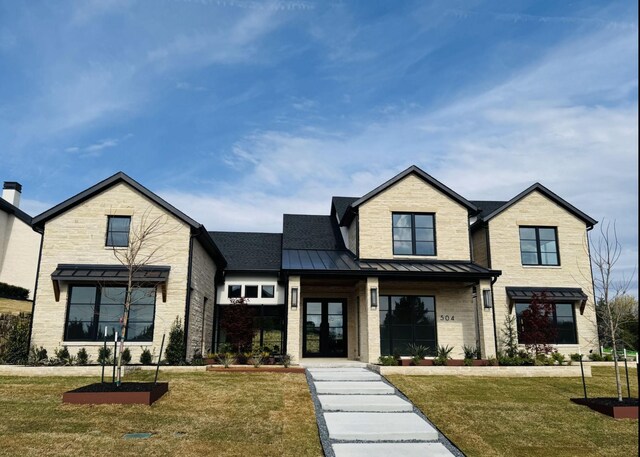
[51,264,170,302]
[506,286,589,314]
[282,249,501,280]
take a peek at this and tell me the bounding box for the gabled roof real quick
[476,183,597,228]
[470,200,508,220]
[209,232,282,272]
[0,198,32,226]
[31,172,226,268]
[341,165,478,225]
[282,214,345,250]
[331,196,358,222]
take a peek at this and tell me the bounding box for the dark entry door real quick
[303,299,347,357]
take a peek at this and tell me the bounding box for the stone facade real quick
[186,239,217,358]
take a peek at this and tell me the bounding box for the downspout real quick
[26,228,45,353]
[183,233,195,360]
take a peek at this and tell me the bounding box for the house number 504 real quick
[440,315,455,321]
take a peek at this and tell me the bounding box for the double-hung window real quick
[519,226,559,266]
[392,213,436,255]
[106,216,131,247]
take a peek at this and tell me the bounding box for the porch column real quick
[365,276,381,364]
[286,275,302,363]
[477,278,497,358]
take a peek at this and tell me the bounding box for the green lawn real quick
[388,367,638,457]
[0,298,31,315]
[0,370,321,457]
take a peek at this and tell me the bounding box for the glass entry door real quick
[303,299,347,357]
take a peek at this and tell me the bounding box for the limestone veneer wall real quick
[357,174,471,261]
[30,182,191,362]
[0,212,40,298]
[488,190,598,355]
[186,239,216,359]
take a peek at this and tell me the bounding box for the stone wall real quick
[0,213,40,298]
[186,238,217,359]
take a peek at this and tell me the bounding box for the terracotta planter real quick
[398,359,412,366]
[472,360,488,366]
[571,397,639,419]
[63,382,168,405]
[446,359,465,366]
[418,359,434,366]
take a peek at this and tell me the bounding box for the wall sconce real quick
[291,287,298,309]
[370,288,378,309]
[482,289,492,309]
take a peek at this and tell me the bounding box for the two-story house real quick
[28,166,598,364]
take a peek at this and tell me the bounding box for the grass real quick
[388,367,638,457]
[0,298,31,315]
[0,370,321,457]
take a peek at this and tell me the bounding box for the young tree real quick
[590,220,636,402]
[109,208,177,385]
[219,297,256,352]
[500,314,519,358]
[519,292,557,358]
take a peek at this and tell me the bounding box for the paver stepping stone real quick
[313,381,394,395]
[324,412,438,441]
[318,394,413,412]
[307,368,369,373]
[333,442,453,457]
[311,371,381,381]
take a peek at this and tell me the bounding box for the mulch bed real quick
[571,397,639,419]
[63,382,169,405]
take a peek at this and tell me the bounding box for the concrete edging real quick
[0,365,208,376]
[369,364,592,377]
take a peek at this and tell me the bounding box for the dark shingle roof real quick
[209,232,282,271]
[282,215,345,250]
[331,196,358,223]
[0,198,32,226]
[470,200,508,220]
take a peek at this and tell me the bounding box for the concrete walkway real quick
[306,366,461,457]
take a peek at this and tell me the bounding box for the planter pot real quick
[63,382,168,405]
[571,397,639,419]
[206,366,305,373]
[398,359,412,366]
[418,359,434,366]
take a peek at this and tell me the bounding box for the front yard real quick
[0,370,321,457]
[388,367,638,457]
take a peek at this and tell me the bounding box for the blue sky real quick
[1,1,638,291]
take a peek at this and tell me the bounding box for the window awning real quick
[506,286,589,314]
[51,264,170,302]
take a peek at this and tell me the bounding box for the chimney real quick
[2,182,22,208]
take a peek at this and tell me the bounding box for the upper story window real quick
[261,285,275,298]
[106,216,131,247]
[228,285,242,298]
[392,213,436,256]
[245,285,259,298]
[519,226,559,266]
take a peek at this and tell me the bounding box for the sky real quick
[0,0,638,293]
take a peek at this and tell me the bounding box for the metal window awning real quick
[51,264,170,302]
[506,286,589,314]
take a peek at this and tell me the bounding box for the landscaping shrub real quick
[54,346,71,365]
[588,352,604,361]
[218,352,236,368]
[219,297,255,352]
[486,357,498,366]
[0,313,30,364]
[250,351,264,368]
[0,282,29,300]
[165,317,186,365]
[500,315,519,358]
[519,293,557,357]
[378,355,398,366]
[282,353,292,368]
[408,343,430,365]
[551,351,566,366]
[140,347,153,365]
[28,346,48,365]
[433,345,454,366]
[569,353,582,362]
[98,346,113,364]
[191,349,204,366]
[76,348,89,365]
[121,347,132,365]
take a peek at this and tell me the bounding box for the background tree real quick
[219,297,255,352]
[590,220,636,402]
[519,292,557,357]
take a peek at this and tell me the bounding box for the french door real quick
[303,299,347,357]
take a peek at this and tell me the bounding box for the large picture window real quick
[379,295,437,356]
[217,304,285,354]
[393,213,436,256]
[519,226,559,266]
[65,285,156,342]
[106,216,131,247]
[515,302,577,344]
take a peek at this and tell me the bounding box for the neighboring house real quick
[29,166,598,363]
[29,173,225,361]
[0,182,41,298]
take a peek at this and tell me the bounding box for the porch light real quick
[291,287,298,309]
[370,288,378,309]
[482,289,492,309]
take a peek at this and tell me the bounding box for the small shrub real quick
[463,358,473,366]
[551,351,565,366]
[98,346,112,364]
[407,343,430,365]
[487,357,498,366]
[140,347,153,365]
[588,352,603,361]
[433,344,454,366]
[282,353,292,368]
[378,355,398,366]
[250,352,264,368]
[54,346,71,365]
[28,346,48,365]
[462,345,477,360]
[165,317,186,365]
[218,352,236,368]
[76,348,89,365]
[121,348,132,365]
[0,316,30,364]
[569,353,582,362]
[603,354,613,362]
[191,349,204,366]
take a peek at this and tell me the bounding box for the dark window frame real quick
[379,295,438,356]
[392,212,437,256]
[216,304,285,353]
[261,285,275,298]
[105,215,131,247]
[228,285,242,298]
[245,285,259,299]
[515,301,577,344]
[519,225,560,266]
[64,283,156,342]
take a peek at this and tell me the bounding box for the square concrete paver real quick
[311,371,381,381]
[313,381,394,395]
[333,442,453,457]
[324,412,438,441]
[318,394,413,412]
